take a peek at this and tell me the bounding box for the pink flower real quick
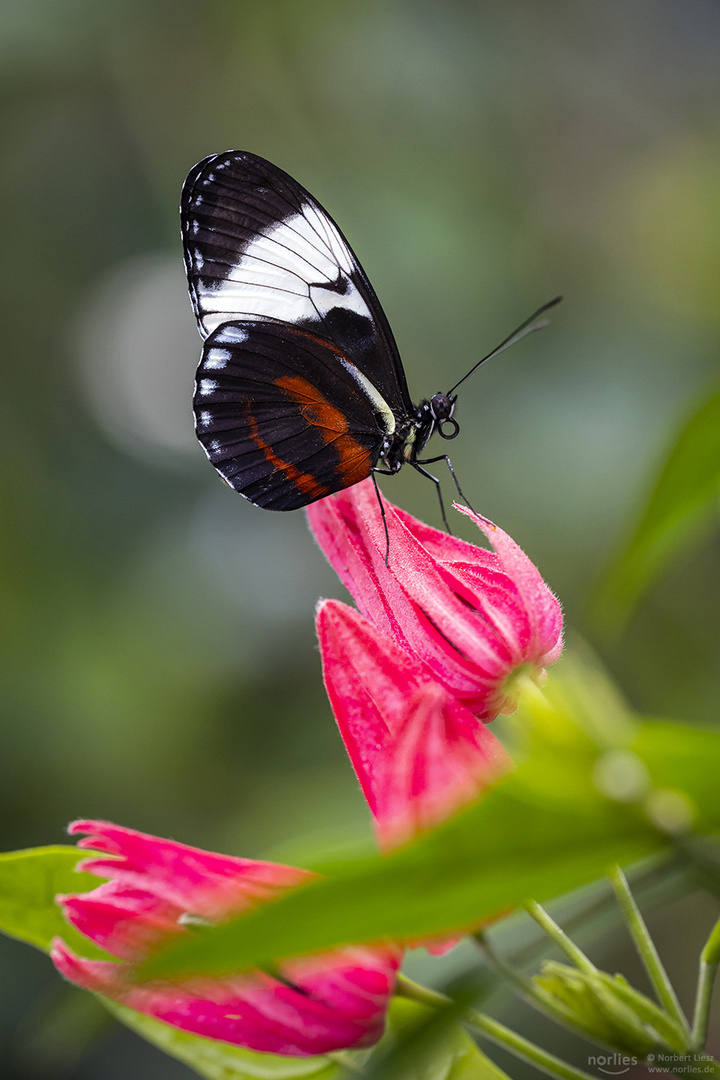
[316,601,512,851]
[51,821,402,1057]
[307,481,563,720]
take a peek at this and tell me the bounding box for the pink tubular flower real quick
[307,480,563,720]
[316,601,512,851]
[51,821,402,1057]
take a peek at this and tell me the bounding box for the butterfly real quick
[181,150,558,526]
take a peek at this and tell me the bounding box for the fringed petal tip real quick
[67,819,97,835]
[452,501,497,531]
[50,937,118,994]
[50,936,78,977]
[67,820,113,847]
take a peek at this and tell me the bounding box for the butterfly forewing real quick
[181,151,414,419]
[194,321,386,510]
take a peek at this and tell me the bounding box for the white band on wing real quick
[338,358,396,435]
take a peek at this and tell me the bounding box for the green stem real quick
[464,1011,600,1080]
[395,974,599,1080]
[609,866,690,1040]
[692,913,720,1051]
[691,959,718,1051]
[395,972,475,1013]
[525,901,598,974]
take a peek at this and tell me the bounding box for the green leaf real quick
[104,1001,342,1080]
[370,997,509,1080]
[592,383,720,631]
[0,845,108,957]
[142,768,662,981]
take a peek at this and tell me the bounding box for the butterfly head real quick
[429,392,459,440]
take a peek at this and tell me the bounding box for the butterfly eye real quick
[429,392,453,420]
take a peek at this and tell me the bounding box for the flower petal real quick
[57,882,183,960]
[51,937,401,1056]
[454,505,564,664]
[68,820,308,921]
[316,600,511,847]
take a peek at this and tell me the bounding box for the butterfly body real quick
[182,150,458,511]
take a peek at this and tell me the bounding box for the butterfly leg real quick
[370,469,392,565]
[414,454,491,525]
[410,461,452,535]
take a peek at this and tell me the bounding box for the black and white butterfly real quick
[181,150,558,524]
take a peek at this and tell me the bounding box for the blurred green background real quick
[1,0,720,1075]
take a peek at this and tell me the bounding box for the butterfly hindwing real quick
[181,151,414,419]
[194,320,392,510]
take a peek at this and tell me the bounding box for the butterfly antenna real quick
[446,296,562,396]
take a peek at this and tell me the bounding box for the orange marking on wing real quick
[338,439,372,485]
[276,376,349,434]
[276,375,372,486]
[244,405,328,501]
